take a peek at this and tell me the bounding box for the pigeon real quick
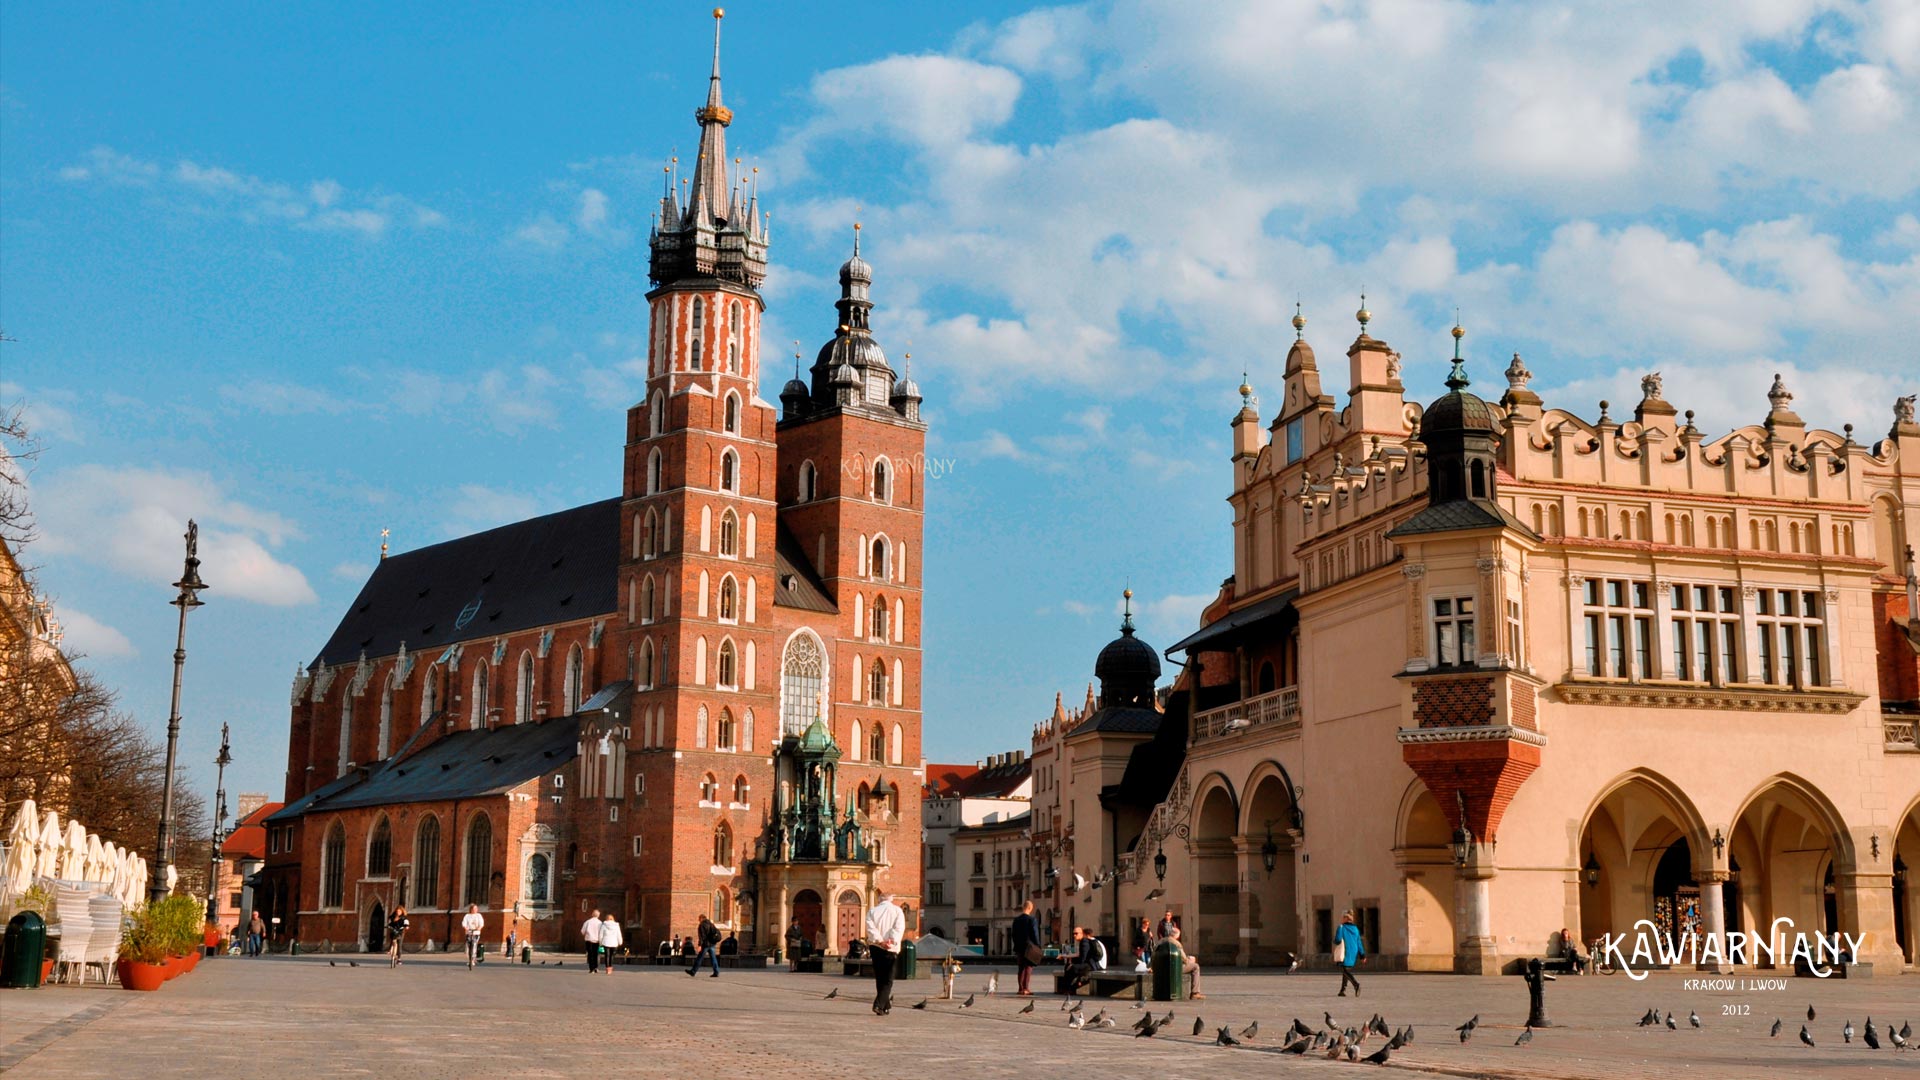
[1808,1004,1817,1021]
[1402,1025,1415,1045]
[961,993,975,1009]
[1371,1014,1391,1037]
[1327,1035,1349,1060]
[1192,1017,1206,1036]
[985,974,997,995]
[1133,1012,1154,1032]
[1135,1019,1159,1039]
[1362,1044,1391,1064]
[1019,1000,1035,1015]
[1281,1037,1310,1055]
[1665,1011,1678,1031]
[1385,1028,1408,1051]
[1094,1012,1116,1029]
[1287,953,1302,973]
[825,987,839,1000]
[911,999,928,1010]
[1689,1010,1702,1029]
[1240,1021,1259,1040]
[1458,1025,1473,1044]
[1902,1021,1913,1040]
[1515,1025,1534,1047]
[1290,1018,1313,1040]
[1800,1024,1815,1048]
[1457,1014,1480,1034]
[1346,1045,1360,1062]
[1891,1024,1909,1049]
[1864,1019,1879,1050]
[328,960,337,967]
[1162,1010,1175,1026]
[348,961,359,968]
[1060,997,1077,1012]
[1638,1008,1657,1027]
[1216,1026,1240,1047]
[1845,1019,1854,1044]
[1769,1017,1782,1037]
[554,961,562,967]
[1068,1012,1086,1030]
[1327,1011,1342,1032]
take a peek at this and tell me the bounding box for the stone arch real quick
[1394,780,1458,970]
[1239,762,1301,963]
[1577,769,1713,947]
[1189,775,1239,964]
[1729,772,1858,947]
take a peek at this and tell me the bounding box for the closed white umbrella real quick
[37,810,63,881]
[84,833,107,884]
[59,820,88,880]
[2,800,37,897]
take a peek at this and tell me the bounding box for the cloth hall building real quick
[1032,308,1920,975]
[260,15,928,955]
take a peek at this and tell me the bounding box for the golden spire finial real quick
[1356,290,1371,332]
[379,528,390,561]
[1292,300,1306,339]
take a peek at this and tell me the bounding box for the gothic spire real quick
[648,9,768,288]
[688,9,733,229]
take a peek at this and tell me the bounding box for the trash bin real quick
[1150,938,1187,1002]
[521,944,532,965]
[2,911,48,989]
[896,939,918,980]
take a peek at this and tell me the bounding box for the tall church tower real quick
[619,9,782,937]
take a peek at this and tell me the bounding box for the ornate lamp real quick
[1583,852,1600,888]
[1153,846,1168,883]
[1261,827,1279,874]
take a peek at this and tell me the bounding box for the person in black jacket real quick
[1061,925,1097,994]
[687,915,723,977]
[1011,900,1041,996]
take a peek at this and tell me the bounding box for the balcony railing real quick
[1887,715,1919,752]
[1192,686,1300,745]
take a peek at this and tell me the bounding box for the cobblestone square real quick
[3,956,1915,1079]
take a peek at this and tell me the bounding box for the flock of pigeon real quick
[823,980,1920,1065]
[1635,1002,1918,1052]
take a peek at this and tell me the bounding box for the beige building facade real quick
[1072,309,1920,975]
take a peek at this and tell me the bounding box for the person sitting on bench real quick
[1061,925,1098,993]
[1557,927,1588,975]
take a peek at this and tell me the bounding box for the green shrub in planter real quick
[120,906,167,964]
[149,896,204,957]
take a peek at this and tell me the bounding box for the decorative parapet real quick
[1191,686,1300,745]
[1886,715,1919,752]
[1554,681,1866,715]
[1396,723,1549,747]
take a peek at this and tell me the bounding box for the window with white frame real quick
[1580,578,1653,679]
[1671,582,1741,684]
[1504,599,1524,669]
[1431,596,1476,668]
[1755,587,1824,688]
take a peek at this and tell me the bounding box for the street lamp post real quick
[206,723,232,925]
[150,520,208,905]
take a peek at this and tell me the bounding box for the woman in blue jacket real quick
[1335,911,1365,996]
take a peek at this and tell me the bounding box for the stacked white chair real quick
[84,892,122,984]
[50,882,94,984]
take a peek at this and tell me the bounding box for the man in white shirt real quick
[863,891,907,1016]
[581,909,604,973]
[461,905,486,970]
[597,913,623,975]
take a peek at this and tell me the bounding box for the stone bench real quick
[1052,969,1144,999]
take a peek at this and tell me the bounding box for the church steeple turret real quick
[649,9,769,287]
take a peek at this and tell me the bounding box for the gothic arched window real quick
[869,660,888,705]
[516,651,535,724]
[719,510,738,557]
[367,815,392,878]
[338,696,353,773]
[321,821,346,908]
[717,639,738,688]
[868,717,886,761]
[720,450,738,493]
[799,461,817,503]
[873,459,890,503]
[412,816,440,907]
[870,537,889,579]
[462,814,493,908]
[713,821,734,868]
[724,391,740,432]
[717,708,736,751]
[690,297,705,370]
[781,633,824,736]
[564,644,584,714]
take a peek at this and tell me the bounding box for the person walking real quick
[864,890,906,1015]
[687,914,722,977]
[1011,899,1041,996]
[247,911,265,958]
[599,913,624,974]
[506,925,518,961]
[461,904,486,970]
[581,909,604,974]
[387,906,412,968]
[1334,910,1365,996]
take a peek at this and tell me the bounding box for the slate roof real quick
[923,762,981,797]
[773,522,837,613]
[1385,499,1536,540]
[313,498,621,667]
[1167,588,1299,655]
[1112,689,1191,811]
[1072,705,1163,736]
[939,757,1030,799]
[263,770,366,824]
[314,716,583,812]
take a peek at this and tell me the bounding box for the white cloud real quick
[513,213,570,250]
[218,379,351,416]
[60,146,442,237]
[332,561,372,583]
[446,484,543,536]
[34,465,316,606]
[802,55,1022,150]
[577,188,610,233]
[2,382,82,444]
[54,607,135,659]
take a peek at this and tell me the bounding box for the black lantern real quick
[1583,852,1600,888]
[1153,845,1167,883]
[1261,828,1278,874]
[1895,855,1908,886]
[1450,824,1474,868]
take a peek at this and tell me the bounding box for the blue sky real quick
[4,1,1917,804]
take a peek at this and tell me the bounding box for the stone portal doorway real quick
[836,890,863,953]
[367,901,386,953]
[793,889,823,952]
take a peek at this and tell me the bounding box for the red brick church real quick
[260,14,927,954]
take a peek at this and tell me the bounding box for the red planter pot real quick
[183,951,200,972]
[117,959,168,992]
[161,954,185,980]
[40,958,55,985]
